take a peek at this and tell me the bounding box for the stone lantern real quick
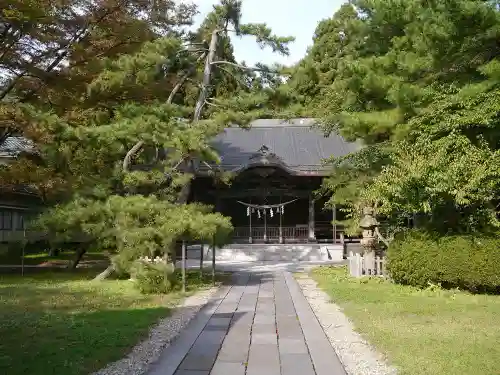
[359,206,379,255]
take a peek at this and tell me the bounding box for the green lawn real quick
[0,269,228,375]
[0,245,109,267]
[311,266,500,375]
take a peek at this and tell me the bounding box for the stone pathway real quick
[147,271,346,375]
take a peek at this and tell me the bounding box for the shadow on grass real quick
[0,306,174,375]
[0,248,109,271]
[0,269,231,375]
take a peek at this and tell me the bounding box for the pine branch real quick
[211,60,283,74]
[237,23,295,55]
[205,99,222,108]
[0,27,22,62]
[207,97,225,103]
[217,65,251,90]
[1,5,121,101]
[375,226,391,247]
[0,23,11,40]
[122,141,145,172]
[0,128,11,145]
[19,27,91,102]
[123,51,207,172]
[167,52,207,103]
[0,75,24,101]
[189,48,209,53]
[70,38,137,68]
[176,159,194,204]
[173,157,187,171]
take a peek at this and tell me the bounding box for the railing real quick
[348,251,386,277]
[233,226,309,242]
[0,229,89,243]
[0,230,45,243]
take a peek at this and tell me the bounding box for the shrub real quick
[131,258,178,294]
[387,230,500,293]
[111,253,135,279]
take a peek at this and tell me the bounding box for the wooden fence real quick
[348,251,386,278]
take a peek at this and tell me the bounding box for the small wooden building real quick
[0,137,41,242]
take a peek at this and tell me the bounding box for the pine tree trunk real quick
[177,30,220,204]
[68,246,87,270]
[93,264,115,281]
[193,29,219,121]
[176,172,193,204]
[49,247,60,257]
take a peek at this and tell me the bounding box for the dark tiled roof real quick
[0,119,362,175]
[0,136,35,158]
[208,118,361,175]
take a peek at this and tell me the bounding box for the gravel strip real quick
[296,275,398,375]
[92,286,220,375]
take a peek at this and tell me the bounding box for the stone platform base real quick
[187,243,345,263]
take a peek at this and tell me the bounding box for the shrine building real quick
[189,118,361,245]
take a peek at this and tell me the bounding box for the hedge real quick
[387,230,500,293]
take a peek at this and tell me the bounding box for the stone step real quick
[190,244,345,262]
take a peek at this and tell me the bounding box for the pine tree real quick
[1,0,296,276]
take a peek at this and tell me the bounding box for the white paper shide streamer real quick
[237,198,297,219]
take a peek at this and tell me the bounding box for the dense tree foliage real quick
[0,0,295,275]
[0,0,196,199]
[291,0,500,235]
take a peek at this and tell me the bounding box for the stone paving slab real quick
[147,271,347,375]
[175,371,209,375]
[210,361,246,375]
[278,337,309,354]
[146,285,232,375]
[281,353,315,375]
[284,271,347,375]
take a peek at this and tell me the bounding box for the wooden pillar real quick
[279,196,283,244]
[279,210,283,244]
[263,208,268,243]
[249,198,252,244]
[308,194,316,242]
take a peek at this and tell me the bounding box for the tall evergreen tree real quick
[291,0,500,234]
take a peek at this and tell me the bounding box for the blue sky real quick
[192,0,345,66]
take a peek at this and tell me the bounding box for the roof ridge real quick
[226,118,319,129]
[225,125,315,129]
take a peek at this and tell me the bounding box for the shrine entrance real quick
[191,159,339,244]
[234,198,302,244]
